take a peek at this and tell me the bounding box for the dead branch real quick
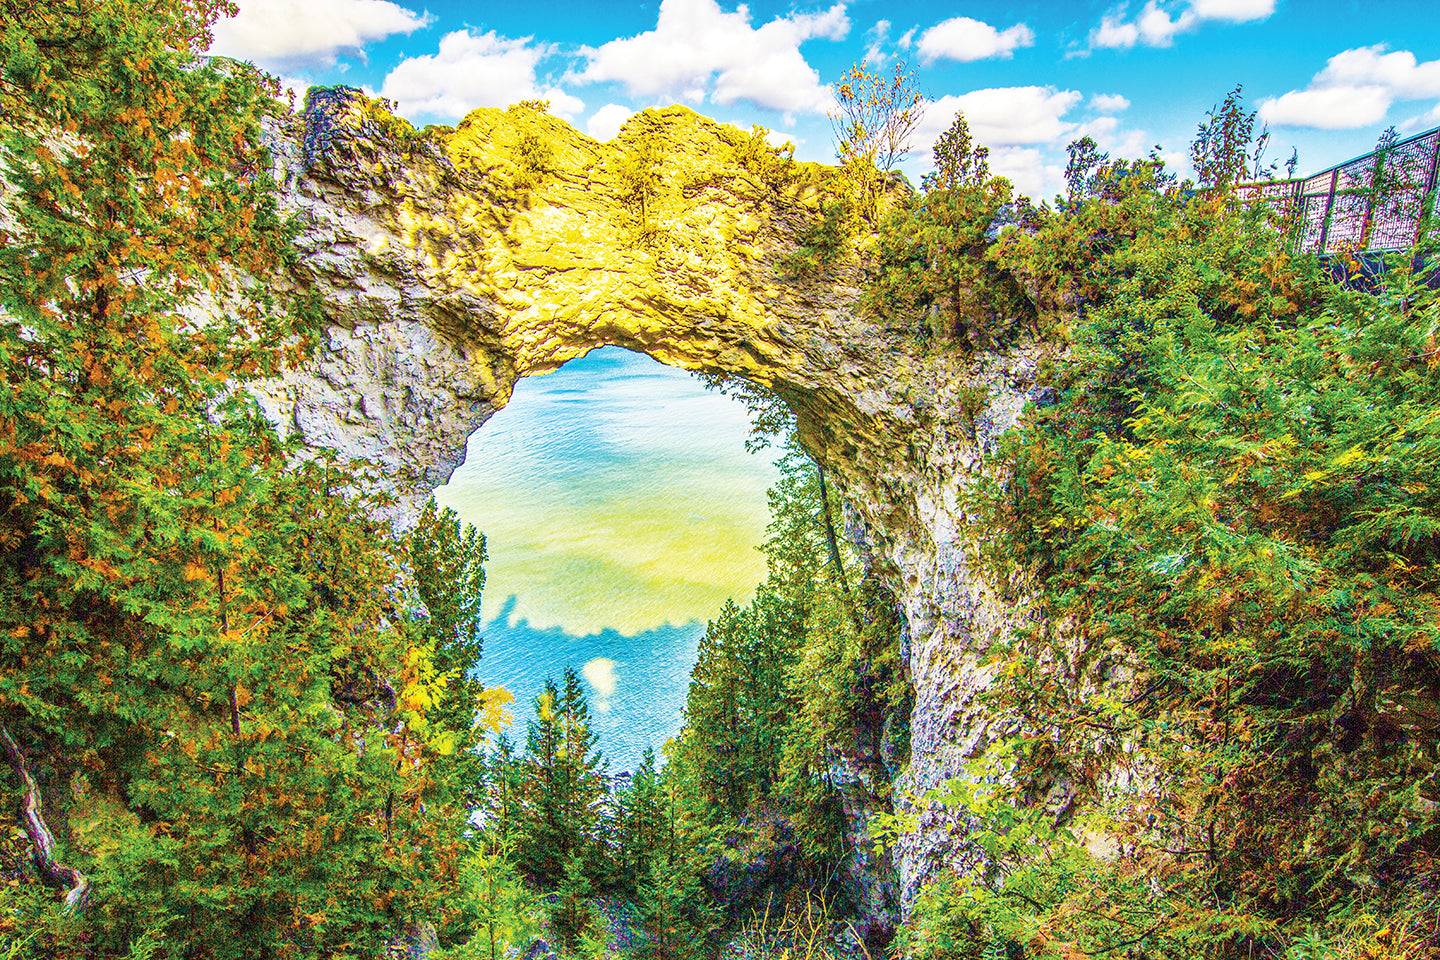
[0,723,90,910]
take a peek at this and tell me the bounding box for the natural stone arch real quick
[259,88,1048,929]
[257,89,933,520]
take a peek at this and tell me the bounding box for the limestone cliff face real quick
[261,88,1050,927]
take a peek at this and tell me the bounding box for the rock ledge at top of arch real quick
[255,86,932,512]
[287,87,920,377]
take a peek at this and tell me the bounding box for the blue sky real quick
[210,0,1440,198]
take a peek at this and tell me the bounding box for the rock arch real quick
[260,88,1047,928]
[259,89,925,519]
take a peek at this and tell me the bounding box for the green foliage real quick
[615,749,668,892]
[433,842,545,960]
[924,112,990,193]
[860,104,1040,350]
[514,130,554,192]
[947,124,1440,957]
[732,124,797,184]
[670,433,908,871]
[1063,136,1110,202]
[0,1,484,955]
[408,497,488,744]
[725,890,848,960]
[511,671,608,888]
[879,748,1180,960]
[615,116,666,239]
[865,174,1033,348]
[782,198,854,278]
[1190,84,1274,190]
[549,854,598,950]
[630,865,713,960]
[829,59,924,220]
[839,84,1440,958]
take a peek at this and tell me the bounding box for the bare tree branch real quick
[0,723,90,910]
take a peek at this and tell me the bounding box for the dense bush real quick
[889,95,1440,958]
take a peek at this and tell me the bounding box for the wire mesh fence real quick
[1234,125,1440,255]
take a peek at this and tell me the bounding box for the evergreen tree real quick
[923,111,990,192]
[616,748,667,893]
[632,864,712,960]
[484,733,524,845]
[513,671,607,886]
[557,666,606,846]
[548,853,598,950]
[515,679,564,883]
[407,496,488,805]
[0,0,485,955]
[408,497,487,683]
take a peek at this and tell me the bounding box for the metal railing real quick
[1234,125,1440,255]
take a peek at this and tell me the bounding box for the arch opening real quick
[433,346,783,771]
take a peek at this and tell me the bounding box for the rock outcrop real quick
[261,87,1050,932]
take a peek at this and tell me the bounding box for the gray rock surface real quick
[261,87,1056,925]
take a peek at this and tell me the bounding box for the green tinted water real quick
[434,346,780,769]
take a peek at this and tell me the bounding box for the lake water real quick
[434,347,780,771]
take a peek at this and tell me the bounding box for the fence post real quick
[1423,134,1440,246]
[1318,167,1339,254]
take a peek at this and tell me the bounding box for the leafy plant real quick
[0,2,487,954]
[829,59,925,219]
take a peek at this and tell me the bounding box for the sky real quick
[208,0,1440,199]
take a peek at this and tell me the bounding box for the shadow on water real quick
[473,596,705,774]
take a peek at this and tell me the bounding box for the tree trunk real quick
[0,724,90,910]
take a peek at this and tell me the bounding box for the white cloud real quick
[1088,0,1272,51]
[1077,115,1154,159]
[864,19,890,65]
[989,147,1063,198]
[1259,85,1393,130]
[920,87,1083,150]
[897,26,917,49]
[1089,15,1140,50]
[1405,102,1440,132]
[1259,44,1440,130]
[209,0,431,66]
[379,30,583,122]
[1091,92,1131,113]
[1312,45,1440,100]
[765,129,801,150]
[1081,115,1121,139]
[577,0,849,115]
[277,75,314,101]
[1189,0,1275,20]
[908,87,1092,197]
[916,16,1034,64]
[583,658,618,701]
[1094,3,1196,49]
[587,103,636,141]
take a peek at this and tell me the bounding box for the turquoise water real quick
[434,347,779,771]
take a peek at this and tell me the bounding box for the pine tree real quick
[407,497,488,777]
[556,667,607,877]
[616,748,667,893]
[515,679,565,883]
[0,0,487,953]
[485,733,524,845]
[512,671,608,887]
[549,852,598,950]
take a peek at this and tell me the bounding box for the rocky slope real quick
[260,87,1055,935]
